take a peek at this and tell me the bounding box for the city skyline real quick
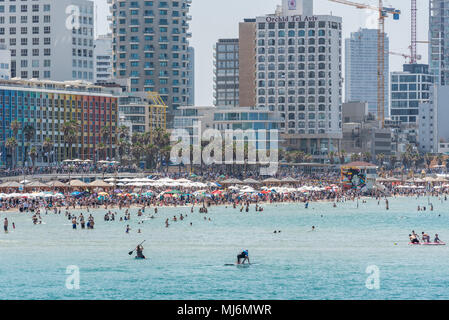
[93,0,430,106]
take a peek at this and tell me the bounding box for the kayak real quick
[408,242,446,246]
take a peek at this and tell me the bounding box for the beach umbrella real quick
[71,191,81,196]
[212,190,222,195]
[98,192,109,196]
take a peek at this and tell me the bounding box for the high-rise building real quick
[238,19,257,108]
[110,0,192,126]
[345,28,389,117]
[0,44,10,80]
[0,79,118,166]
[187,46,195,105]
[0,0,95,81]
[419,85,449,153]
[429,0,449,85]
[255,0,342,158]
[390,64,433,125]
[214,39,239,107]
[94,34,113,83]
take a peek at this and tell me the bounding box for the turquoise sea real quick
[1,196,449,300]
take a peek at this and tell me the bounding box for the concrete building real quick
[386,119,419,155]
[94,34,113,83]
[0,44,10,80]
[390,64,433,125]
[238,18,257,108]
[255,0,342,159]
[214,39,239,107]
[418,85,449,153]
[342,101,392,160]
[110,0,192,126]
[173,105,283,150]
[118,92,167,136]
[187,46,195,105]
[0,79,118,167]
[342,101,369,124]
[345,28,389,117]
[429,0,449,85]
[0,0,95,81]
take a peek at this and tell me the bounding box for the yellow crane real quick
[329,0,401,128]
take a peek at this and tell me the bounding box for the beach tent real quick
[89,180,112,188]
[262,177,281,185]
[47,181,68,188]
[281,177,298,184]
[0,181,22,188]
[243,178,261,185]
[25,181,50,188]
[69,179,88,188]
[221,178,243,185]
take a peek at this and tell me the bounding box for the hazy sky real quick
[93,0,430,105]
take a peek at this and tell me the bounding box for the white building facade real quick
[0,44,10,80]
[94,34,113,83]
[255,0,342,157]
[418,85,449,153]
[390,64,433,125]
[0,0,94,81]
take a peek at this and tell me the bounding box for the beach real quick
[1,196,449,300]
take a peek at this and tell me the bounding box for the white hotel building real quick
[255,0,342,158]
[0,0,94,81]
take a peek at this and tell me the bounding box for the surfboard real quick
[408,242,446,246]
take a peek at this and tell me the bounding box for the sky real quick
[93,0,430,106]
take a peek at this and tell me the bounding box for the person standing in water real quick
[4,218,8,233]
[236,249,250,265]
[136,245,145,259]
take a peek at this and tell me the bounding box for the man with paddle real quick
[129,241,146,259]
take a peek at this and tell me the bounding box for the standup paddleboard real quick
[408,242,446,246]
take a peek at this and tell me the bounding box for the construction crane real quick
[410,0,417,64]
[389,51,421,62]
[329,0,401,128]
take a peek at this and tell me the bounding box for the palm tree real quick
[362,152,372,162]
[376,153,385,168]
[116,125,130,141]
[10,120,20,138]
[6,137,18,169]
[350,153,361,162]
[100,125,111,158]
[117,138,130,165]
[131,143,143,167]
[29,147,37,168]
[61,120,79,160]
[424,153,434,169]
[339,150,347,164]
[43,137,54,167]
[437,154,444,166]
[328,151,336,164]
[97,143,107,160]
[23,124,35,167]
[390,155,398,169]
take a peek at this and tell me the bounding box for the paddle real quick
[128,240,146,255]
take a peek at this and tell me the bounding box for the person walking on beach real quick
[4,218,8,233]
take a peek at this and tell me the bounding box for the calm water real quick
[1,196,449,300]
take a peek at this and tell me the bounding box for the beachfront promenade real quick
[0,172,149,182]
